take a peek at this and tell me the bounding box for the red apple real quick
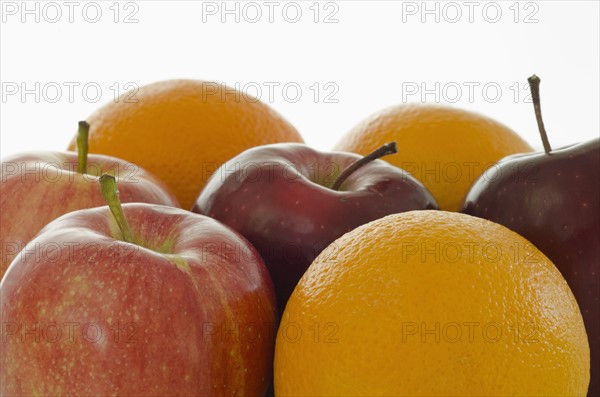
[193,142,438,314]
[0,175,277,396]
[0,122,179,279]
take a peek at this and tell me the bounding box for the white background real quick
[1,0,599,159]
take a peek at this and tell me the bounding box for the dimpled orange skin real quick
[333,104,533,211]
[67,80,304,209]
[275,211,590,396]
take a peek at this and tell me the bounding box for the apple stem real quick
[527,75,552,153]
[77,121,90,174]
[331,142,398,191]
[99,174,135,244]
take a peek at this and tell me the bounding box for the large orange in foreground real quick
[68,80,303,209]
[333,104,533,211]
[275,210,590,396]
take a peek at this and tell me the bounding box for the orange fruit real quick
[275,211,589,396]
[67,80,303,209]
[333,104,533,211]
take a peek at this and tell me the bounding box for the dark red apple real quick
[463,75,599,396]
[193,142,438,314]
[0,175,277,396]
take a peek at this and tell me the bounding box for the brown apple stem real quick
[527,75,552,153]
[331,142,398,191]
[99,174,135,244]
[77,121,90,174]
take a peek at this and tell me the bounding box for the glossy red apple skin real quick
[0,151,179,279]
[0,203,277,396]
[463,138,599,396]
[193,143,438,314]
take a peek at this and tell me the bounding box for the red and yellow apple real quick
[0,175,277,396]
[0,122,179,279]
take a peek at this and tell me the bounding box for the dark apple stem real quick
[527,75,552,153]
[99,174,135,244]
[331,142,398,191]
[77,121,90,174]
